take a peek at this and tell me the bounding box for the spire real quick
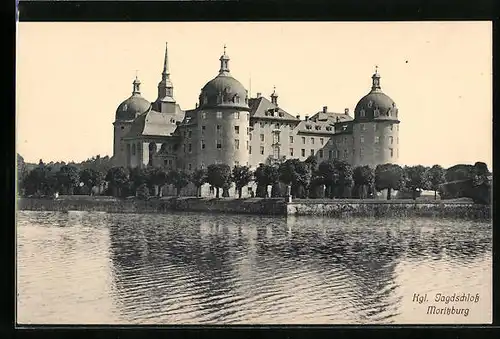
[219,44,230,76]
[162,42,170,77]
[157,42,175,103]
[132,72,141,95]
[270,86,278,105]
[371,65,381,91]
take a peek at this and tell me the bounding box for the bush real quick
[136,183,150,200]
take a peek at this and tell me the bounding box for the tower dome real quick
[115,76,151,121]
[354,67,398,121]
[198,46,249,110]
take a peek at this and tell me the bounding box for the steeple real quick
[132,72,141,95]
[219,44,231,76]
[270,86,278,105]
[371,65,381,91]
[157,42,175,102]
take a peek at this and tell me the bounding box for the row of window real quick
[359,123,398,132]
[358,147,396,159]
[200,111,250,120]
[359,135,398,144]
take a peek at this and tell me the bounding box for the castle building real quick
[112,43,400,195]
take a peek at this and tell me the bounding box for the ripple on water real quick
[16,211,492,324]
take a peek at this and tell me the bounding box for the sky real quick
[16,22,492,169]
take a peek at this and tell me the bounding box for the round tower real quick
[195,46,250,168]
[113,75,151,167]
[352,67,400,168]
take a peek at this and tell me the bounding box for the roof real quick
[296,119,337,135]
[309,111,353,124]
[124,105,184,139]
[115,94,151,121]
[198,74,249,110]
[248,96,300,121]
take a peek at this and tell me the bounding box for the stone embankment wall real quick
[17,196,286,216]
[17,196,491,220]
[287,199,491,220]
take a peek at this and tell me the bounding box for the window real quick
[120,126,124,130]
[201,125,206,135]
[188,163,192,171]
[246,140,249,150]
[344,149,348,158]
[310,149,315,156]
[319,150,323,158]
[329,150,333,159]
[188,143,192,153]
[201,140,206,149]
[326,126,332,131]
[368,100,373,108]
[249,133,252,141]
[249,146,252,154]
[301,149,305,157]
[247,127,250,135]
[235,139,240,149]
[275,123,280,129]
[360,147,364,159]
[343,137,347,144]
[360,135,364,143]
[290,148,294,156]
[390,124,394,131]
[360,109,366,117]
[260,146,264,155]
[311,137,315,145]
[320,138,324,145]
[302,137,306,144]
[397,137,399,144]
[188,130,192,138]
[217,125,221,133]
[247,113,250,121]
[132,144,136,155]
[201,112,206,119]
[390,148,394,157]
[217,111,222,119]
[389,136,393,144]
[260,122,265,128]
[164,159,168,165]
[361,123,366,131]
[168,159,173,166]
[375,136,380,143]
[260,134,265,142]
[217,140,222,149]
[273,133,280,143]
[235,126,240,134]
[290,136,294,143]
[234,111,240,119]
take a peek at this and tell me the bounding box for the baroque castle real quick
[111,43,400,195]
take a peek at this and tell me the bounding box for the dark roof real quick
[198,74,249,110]
[354,90,398,122]
[124,105,184,139]
[248,97,300,121]
[115,94,151,121]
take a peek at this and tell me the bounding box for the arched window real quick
[132,144,136,155]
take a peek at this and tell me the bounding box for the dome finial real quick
[270,85,278,105]
[219,45,230,75]
[371,66,381,91]
[132,71,141,95]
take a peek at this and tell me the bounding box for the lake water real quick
[16,211,492,325]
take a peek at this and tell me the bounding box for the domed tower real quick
[352,67,400,168]
[195,46,250,168]
[112,75,151,167]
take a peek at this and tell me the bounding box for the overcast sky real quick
[17,22,492,169]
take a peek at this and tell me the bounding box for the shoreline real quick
[16,196,491,221]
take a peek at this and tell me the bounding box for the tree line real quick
[17,154,491,203]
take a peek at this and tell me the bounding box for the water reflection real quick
[17,211,491,324]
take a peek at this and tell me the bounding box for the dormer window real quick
[123,104,128,111]
[326,126,332,131]
[374,109,380,117]
[279,112,284,117]
[315,126,321,130]
[368,100,373,108]
[306,125,312,130]
[360,109,366,117]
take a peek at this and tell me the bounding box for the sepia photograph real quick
[16,21,492,325]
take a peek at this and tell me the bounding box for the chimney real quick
[344,108,349,115]
[305,115,309,121]
[323,106,328,113]
[256,92,262,98]
[296,115,300,119]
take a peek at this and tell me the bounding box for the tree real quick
[424,165,446,200]
[22,162,57,196]
[279,159,310,198]
[167,169,190,196]
[149,167,168,197]
[353,165,375,199]
[375,163,405,200]
[128,167,151,194]
[55,165,80,195]
[445,164,474,182]
[403,165,430,200]
[136,183,150,200]
[105,167,129,197]
[17,154,27,195]
[317,160,338,198]
[254,164,269,198]
[79,168,105,195]
[472,162,490,186]
[207,164,231,198]
[334,160,353,198]
[232,165,253,199]
[190,168,208,197]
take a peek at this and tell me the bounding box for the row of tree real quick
[17,154,491,202]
